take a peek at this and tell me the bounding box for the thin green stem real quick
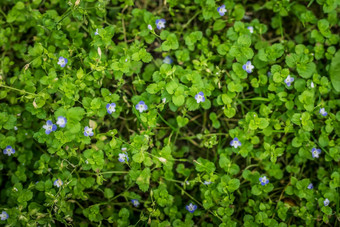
[0,84,38,96]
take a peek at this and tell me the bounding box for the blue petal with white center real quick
[118,153,129,163]
[319,108,327,116]
[43,120,57,135]
[131,199,140,207]
[155,19,166,30]
[0,211,9,220]
[56,116,67,128]
[311,148,321,158]
[185,203,197,213]
[106,103,116,114]
[217,4,227,16]
[242,61,254,73]
[3,145,15,156]
[57,57,68,68]
[163,56,173,64]
[195,92,205,103]
[247,26,254,33]
[259,176,269,186]
[284,75,294,87]
[54,179,63,188]
[84,126,94,137]
[324,198,330,206]
[230,137,241,148]
[135,101,148,113]
[307,183,313,189]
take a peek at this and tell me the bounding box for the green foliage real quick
[0,0,339,226]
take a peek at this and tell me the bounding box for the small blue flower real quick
[230,138,241,148]
[195,92,205,103]
[131,199,140,207]
[217,4,227,16]
[319,108,327,117]
[43,120,57,135]
[94,28,99,35]
[84,126,94,137]
[307,183,313,189]
[54,179,63,188]
[185,203,197,213]
[203,181,212,185]
[106,103,116,114]
[56,116,67,128]
[0,211,9,220]
[57,57,68,68]
[259,176,269,186]
[242,61,254,73]
[135,101,148,113]
[155,19,166,30]
[148,24,153,30]
[3,146,15,156]
[284,75,294,87]
[311,148,321,158]
[247,26,254,33]
[163,56,173,64]
[118,153,129,163]
[324,198,330,206]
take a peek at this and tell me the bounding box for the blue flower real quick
[311,148,321,158]
[131,199,140,207]
[185,203,197,213]
[84,126,94,137]
[163,56,173,64]
[106,103,116,114]
[324,198,330,206]
[43,120,57,135]
[203,181,212,185]
[0,211,9,220]
[230,137,241,148]
[217,4,227,16]
[259,176,269,186]
[54,179,63,188]
[148,24,153,30]
[3,146,15,156]
[94,28,99,35]
[307,183,313,189]
[195,92,205,103]
[57,57,68,68]
[155,19,166,30]
[56,116,67,128]
[247,26,254,33]
[135,101,148,113]
[319,108,327,117]
[242,61,254,73]
[284,75,294,87]
[118,153,129,163]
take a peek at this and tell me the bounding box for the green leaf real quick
[330,50,340,92]
[213,19,226,31]
[176,116,189,128]
[172,95,185,107]
[227,179,240,192]
[297,62,316,79]
[136,168,151,192]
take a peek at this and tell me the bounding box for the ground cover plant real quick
[0,0,340,226]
